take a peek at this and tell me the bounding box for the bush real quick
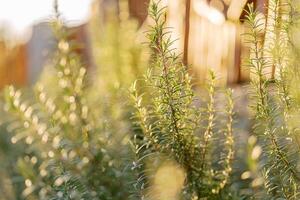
[130,2,234,199]
[245,1,300,199]
[2,0,300,199]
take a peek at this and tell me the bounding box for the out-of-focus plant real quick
[245,0,300,199]
[130,1,235,199]
[87,0,148,149]
[3,1,132,199]
[237,135,264,198]
[0,99,27,200]
[89,0,148,93]
[87,1,150,195]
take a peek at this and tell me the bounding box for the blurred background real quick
[0,0,269,89]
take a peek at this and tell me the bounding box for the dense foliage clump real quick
[2,2,135,199]
[245,0,300,199]
[2,0,300,199]
[130,2,235,199]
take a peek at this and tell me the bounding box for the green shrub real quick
[130,1,235,199]
[3,0,300,199]
[245,1,300,199]
[3,3,132,199]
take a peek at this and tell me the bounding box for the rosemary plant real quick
[4,2,129,199]
[245,1,300,199]
[130,1,235,199]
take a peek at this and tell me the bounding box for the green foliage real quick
[245,1,300,199]
[4,0,300,199]
[3,4,131,199]
[130,1,235,199]
[87,0,148,153]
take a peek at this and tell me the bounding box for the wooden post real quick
[183,0,191,66]
[128,0,150,25]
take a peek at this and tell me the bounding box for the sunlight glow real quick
[193,0,225,25]
[0,0,93,34]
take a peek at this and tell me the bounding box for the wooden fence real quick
[0,0,268,88]
[162,0,256,85]
[0,42,27,89]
